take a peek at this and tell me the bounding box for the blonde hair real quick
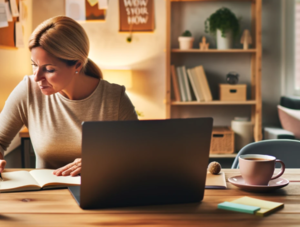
[29,16,102,79]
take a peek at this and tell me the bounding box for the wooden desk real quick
[1,169,300,226]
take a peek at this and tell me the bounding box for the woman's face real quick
[31,47,79,96]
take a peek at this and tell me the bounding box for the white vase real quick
[231,118,253,152]
[216,29,233,50]
[178,37,194,50]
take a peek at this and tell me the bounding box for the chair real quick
[231,139,300,168]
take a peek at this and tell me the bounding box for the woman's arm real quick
[0,150,6,173]
[0,77,29,172]
[118,87,138,121]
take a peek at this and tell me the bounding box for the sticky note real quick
[231,197,284,217]
[218,201,261,214]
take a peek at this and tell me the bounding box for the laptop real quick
[69,118,213,209]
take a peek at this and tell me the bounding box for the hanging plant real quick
[205,7,240,38]
[127,35,132,43]
[127,22,134,43]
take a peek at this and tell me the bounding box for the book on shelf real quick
[181,66,192,101]
[187,68,205,102]
[176,66,187,101]
[170,65,181,101]
[194,65,213,101]
[0,169,80,192]
[172,64,212,102]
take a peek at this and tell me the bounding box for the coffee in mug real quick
[239,154,285,185]
[244,158,268,161]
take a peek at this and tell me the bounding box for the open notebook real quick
[0,169,80,192]
[1,170,225,193]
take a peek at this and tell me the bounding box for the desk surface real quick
[1,169,300,226]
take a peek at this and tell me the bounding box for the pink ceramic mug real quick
[239,154,285,185]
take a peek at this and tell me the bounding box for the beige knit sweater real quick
[0,76,138,169]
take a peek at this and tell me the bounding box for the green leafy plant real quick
[181,30,192,37]
[205,7,240,38]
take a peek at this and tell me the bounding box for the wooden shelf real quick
[171,0,251,2]
[171,100,257,105]
[0,45,18,50]
[166,0,262,141]
[209,154,237,158]
[171,49,257,53]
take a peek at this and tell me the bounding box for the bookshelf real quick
[171,100,257,105]
[166,0,262,144]
[172,49,257,53]
[209,154,237,158]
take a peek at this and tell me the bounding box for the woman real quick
[0,16,138,176]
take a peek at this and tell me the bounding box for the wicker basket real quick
[210,126,234,154]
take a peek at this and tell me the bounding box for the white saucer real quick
[228,175,289,192]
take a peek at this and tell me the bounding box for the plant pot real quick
[216,29,232,50]
[178,36,194,50]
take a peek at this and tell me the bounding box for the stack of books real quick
[171,65,213,102]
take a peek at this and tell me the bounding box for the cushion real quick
[280,96,300,109]
[278,105,300,139]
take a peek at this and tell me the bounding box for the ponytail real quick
[83,58,103,79]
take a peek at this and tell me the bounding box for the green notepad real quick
[218,202,261,214]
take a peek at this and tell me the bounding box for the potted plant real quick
[178,30,194,50]
[205,7,240,49]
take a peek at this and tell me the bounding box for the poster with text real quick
[119,0,154,32]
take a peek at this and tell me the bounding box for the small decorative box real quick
[219,84,247,101]
[210,126,234,154]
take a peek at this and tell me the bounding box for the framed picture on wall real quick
[65,0,106,21]
[119,0,155,32]
[85,0,106,21]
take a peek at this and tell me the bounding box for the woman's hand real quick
[0,153,6,173]
[53,158,81,177]
[0,159,6,173]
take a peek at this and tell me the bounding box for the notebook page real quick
[0,171,40,192]
[29,169,81,188]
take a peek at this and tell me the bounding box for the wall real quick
[32,0,166,120]
[0,0,32,162]
[284,0,297,97]
[261,0,282,127]
[0,0,33,111]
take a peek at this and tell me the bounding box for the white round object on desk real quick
[231,118,253,152]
